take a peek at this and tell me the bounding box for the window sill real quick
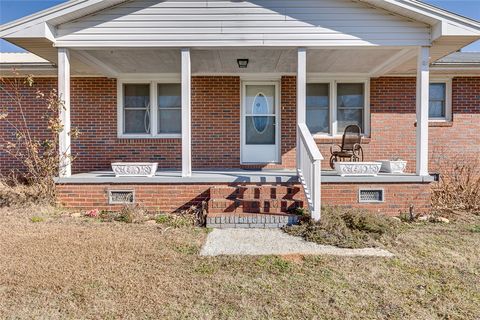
[414,121,453,128]
[314,135,371,144]
[118,134,182,139]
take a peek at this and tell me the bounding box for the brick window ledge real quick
[414,121,454,128]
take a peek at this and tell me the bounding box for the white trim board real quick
[116,78,182,139]
[240,81,281,164]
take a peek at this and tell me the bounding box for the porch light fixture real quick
[237,59,249,68]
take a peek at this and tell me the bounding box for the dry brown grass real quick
[284,207,402,248]
[0,206,479,319]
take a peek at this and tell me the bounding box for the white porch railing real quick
[297,123,324,221]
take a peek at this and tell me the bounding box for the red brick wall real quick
[191,76,240,168]
[430,77,480,170]
[322,182,431,216]
[71,78,182,172]
[317,77,480,173]
[0,78,57,171]
[1,76,479,175]
[280,76,297,169]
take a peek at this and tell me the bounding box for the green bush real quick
[30,216,44,223]
[470,225,480,233]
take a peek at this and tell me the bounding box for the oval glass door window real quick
[252,93,269,133]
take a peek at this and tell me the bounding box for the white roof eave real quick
[359,0,480,39]
[0,0,128,38]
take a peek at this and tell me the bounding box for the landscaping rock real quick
[436,217,450,223]
[417,215,431,221]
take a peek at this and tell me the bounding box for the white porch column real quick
[296,48,307,168]
[181,48,192,177]
[58,48,71,177]
[416,46,430,176]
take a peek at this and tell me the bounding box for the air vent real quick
[108,190,135,204]
[359,189,384,203]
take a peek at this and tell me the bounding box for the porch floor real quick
[55,169,435,184]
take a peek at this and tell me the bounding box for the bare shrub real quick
[0,71,78,205]
[431,158,480,215]
[0,179,47,207]
[116,204,150,223]
[284,206,402,248]
[155,202,207,228]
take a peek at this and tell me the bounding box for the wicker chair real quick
[329,124,364,169]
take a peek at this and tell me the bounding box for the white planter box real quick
[379,160,407,174]
[111,162,158,177]
[334,162,382,177]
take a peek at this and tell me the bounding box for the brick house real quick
[1,0,479,227]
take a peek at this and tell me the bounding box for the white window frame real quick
[117,78,182,139]
[429,78,452,122]
[306,77,370,137]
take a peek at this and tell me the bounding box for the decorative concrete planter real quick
[334,162,382,177]
[379,160,407,174]
[111,162,158,177]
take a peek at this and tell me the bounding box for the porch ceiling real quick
[69,47,405,76]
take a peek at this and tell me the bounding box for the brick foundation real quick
[322,182,432,216]
[56,181,431,216]
[56,182,305,213]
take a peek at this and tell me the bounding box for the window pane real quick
[306,83,329,134]
[125,109,150,134]
[158,84,181,109]
[429,83,446,100]
[158,109,181,134]
[338,109,363,133]
[337,83,364,133]
[158,84,181,134]
[124,84,149,108]
[429,83,446,119]
[245,116,275,145]
[337,83,364,109]
[245,85,275,115]
[429,101,445,118]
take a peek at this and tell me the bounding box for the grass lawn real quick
[0,207,479,319]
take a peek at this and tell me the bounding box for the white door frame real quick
[240,81,281,164]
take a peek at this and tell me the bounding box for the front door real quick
[241,82,280,164]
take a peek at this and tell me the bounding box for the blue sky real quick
[1,0,479,52]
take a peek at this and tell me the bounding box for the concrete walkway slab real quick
[200,229,394,257]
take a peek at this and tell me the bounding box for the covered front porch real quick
[55,45,433,220]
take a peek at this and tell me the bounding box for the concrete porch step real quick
[206,212,300,229]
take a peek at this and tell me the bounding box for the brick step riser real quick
[208,199,304,214]
[210,186,302,201]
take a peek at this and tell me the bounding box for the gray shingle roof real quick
[435,52,480,65]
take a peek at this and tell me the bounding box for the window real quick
[337,83,365,133]
[158,84,181,134]
[429,82,450,120]
[119,81,181,138]
[123,84,150,134]
[306,80,368,136]
[306,83,329,134]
